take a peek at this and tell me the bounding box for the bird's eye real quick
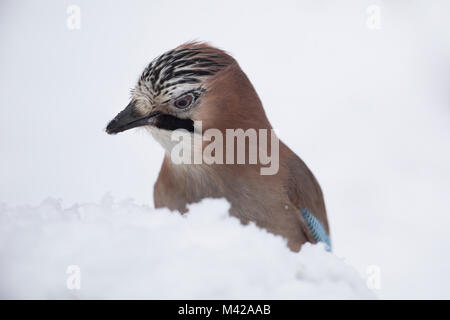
[174,94,194,109]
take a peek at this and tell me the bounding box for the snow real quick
[0,197,373,299]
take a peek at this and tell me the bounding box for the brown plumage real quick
[106,42,329,252]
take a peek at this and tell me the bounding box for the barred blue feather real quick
[301,208,331,251]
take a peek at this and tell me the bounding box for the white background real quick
[1,0,450,299]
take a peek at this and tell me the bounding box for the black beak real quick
[106,101,160,134]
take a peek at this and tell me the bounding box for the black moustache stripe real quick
[154,114,194,132]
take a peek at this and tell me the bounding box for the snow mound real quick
[0,196,373,299]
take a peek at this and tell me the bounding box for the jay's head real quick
[105,42,255,136]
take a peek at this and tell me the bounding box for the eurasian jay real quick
[106,42,330,251]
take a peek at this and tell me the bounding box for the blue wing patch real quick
[301,208,332,251]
